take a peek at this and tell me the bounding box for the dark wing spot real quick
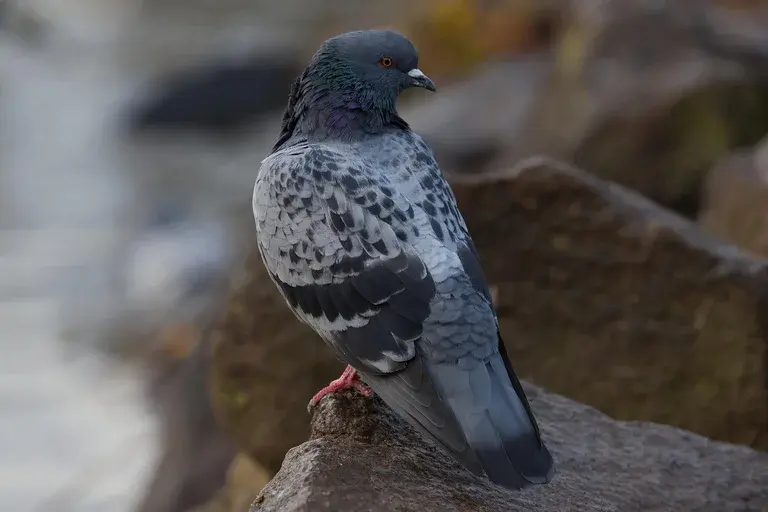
[393,209,408,223]
[341,210,357,229]
[429,218,444,240]
[330,212,345,231]
[315,287,340,322]
[341,175,358,192]
[372,239,390,255]
[415,152,432,165]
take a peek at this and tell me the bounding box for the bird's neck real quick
[297,85,404,141]
[302,101,385,139]
[272,68,409,151]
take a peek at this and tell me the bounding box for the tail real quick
[429,336,553,488]
[360,334,554,489]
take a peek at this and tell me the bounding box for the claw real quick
[307,365,371,412]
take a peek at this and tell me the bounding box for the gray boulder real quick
[252,386,768,512]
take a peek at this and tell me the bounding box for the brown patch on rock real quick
[252,386,768,512]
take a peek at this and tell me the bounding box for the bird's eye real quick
[379,56,394,68]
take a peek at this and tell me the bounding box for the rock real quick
[213,159,768,480]
[125,55,302,135]
[572,80,768,218]
[699,138,768,257]
[450,157,768,450]
[212,156,768,481]
[252,386,768,512]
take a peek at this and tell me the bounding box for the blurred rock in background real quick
[125,57,300,136]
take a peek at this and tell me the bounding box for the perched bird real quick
[252,30,554,489]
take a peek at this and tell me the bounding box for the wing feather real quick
[253,145,482,468]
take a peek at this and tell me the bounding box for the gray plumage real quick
[252,30,554,489]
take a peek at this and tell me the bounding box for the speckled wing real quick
[252,142,478,469]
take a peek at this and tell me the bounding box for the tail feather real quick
[428,351,553,489]
[361,339,553,489]
[485,351,553,483]
[359,355,484,474]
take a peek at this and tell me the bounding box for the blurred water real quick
[0,231,159,512]
[0,4,284,506]
[0,12,207,511]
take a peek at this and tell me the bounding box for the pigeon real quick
[252,29,554,489]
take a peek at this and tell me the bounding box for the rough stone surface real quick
[252,386,768,512]
[211,156,768,482]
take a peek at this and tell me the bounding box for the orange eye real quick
[379,56,394,68]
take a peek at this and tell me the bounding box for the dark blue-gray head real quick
[312,30,435,96]
[283,30,435,142]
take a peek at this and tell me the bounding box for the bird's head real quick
[305,30,435,116]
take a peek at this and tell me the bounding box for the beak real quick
[407,68,436,92]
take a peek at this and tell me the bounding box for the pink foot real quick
[308,365,372,410]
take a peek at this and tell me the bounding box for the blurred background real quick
[2,0,768,510]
